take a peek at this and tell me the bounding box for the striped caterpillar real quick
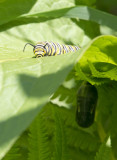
[23,41,81,58]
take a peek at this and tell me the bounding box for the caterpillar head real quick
[23,42,48,58]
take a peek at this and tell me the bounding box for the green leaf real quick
[75,0,96,6]
[41,102,100,160]
[28,114,51,160]
[52,107,69,160]
[2,147,20,160]
[94,143,111,160]
[1,0,117,159]
[75,35,117,84]
[0,50,82,159]
[80,35,117,66]
[0,1,88,158]
[10,6,117,31]
[0,0,75,26]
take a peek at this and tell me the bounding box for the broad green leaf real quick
[0,18,85,50]
[0,0,75,25]
[1,0,117,159]
[1,6,116,32]
[0,2,89,158]
[27,6,117,31]
[75,0,96,6]
[81,35,117,66]
[75,35,117,84]
[0,50,82,159]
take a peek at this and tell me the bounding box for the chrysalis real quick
[76,82,98,128]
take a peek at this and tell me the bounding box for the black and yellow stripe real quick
[23,41,81,58]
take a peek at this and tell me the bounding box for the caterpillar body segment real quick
[23,41,81,58]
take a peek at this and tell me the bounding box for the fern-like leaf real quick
[48,102,101,153]
[75,63,106,85]
[52,106,70,160]
[94,143,111,160]
[88,61,117,81]
[51,85,77,107]
[2,147,20,160]
[28,113,51,160]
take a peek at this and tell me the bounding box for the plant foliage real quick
[0,0,117,160]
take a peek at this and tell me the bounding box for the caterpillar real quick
[76,82,98,128]
[23,41,81,58]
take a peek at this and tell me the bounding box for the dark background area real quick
[96,0,117,15]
